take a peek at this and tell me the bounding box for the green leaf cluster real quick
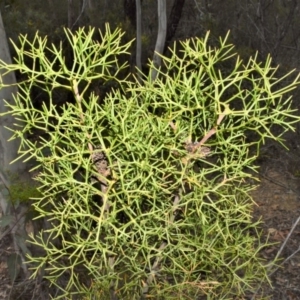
[1,27,300,299]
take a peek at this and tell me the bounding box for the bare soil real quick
[248,139,300,300]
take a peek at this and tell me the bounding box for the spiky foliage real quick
[1,27,300,299]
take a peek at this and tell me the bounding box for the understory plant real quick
[1,25,300,299]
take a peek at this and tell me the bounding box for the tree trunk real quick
[88,0,94,10]
[151,0,167,82]
[163,0,186,54]
[0,10,29,278]
[0,11,25,213]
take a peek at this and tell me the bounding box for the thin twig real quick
[0,170,10,189]
[168,110,226,153]
[279,246,300,268]
[268,214,300,276]
[272,215,300,264]
[197,111,226,149]
[251,214,300,299]
[141,241,168,298]
[0,172,30,278]
[0,209,29,240]
[141,191,182,299]
[69,0,88,31]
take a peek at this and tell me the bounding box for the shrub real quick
[1,26,300,299]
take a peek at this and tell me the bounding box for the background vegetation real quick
[1,0,300,299]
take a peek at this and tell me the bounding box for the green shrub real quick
[1,26,300,299]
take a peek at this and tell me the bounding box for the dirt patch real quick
[249,141,300,300]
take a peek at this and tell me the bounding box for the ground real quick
[249,139,300,299]
[1,138,300,299]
